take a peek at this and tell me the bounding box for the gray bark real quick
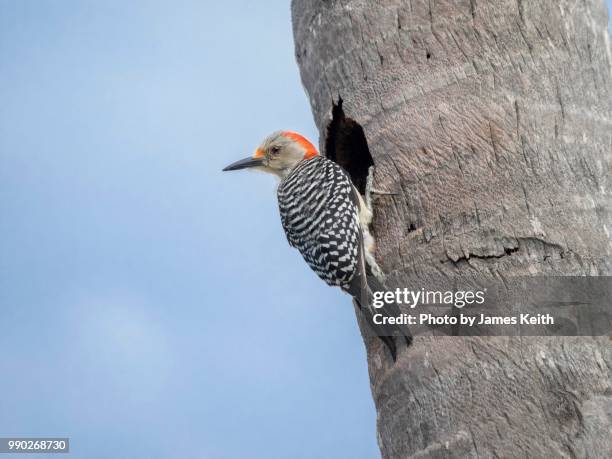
[291,0,612,457]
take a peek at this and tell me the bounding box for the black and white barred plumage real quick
[277,156,361,290]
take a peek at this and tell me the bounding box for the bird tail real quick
[353,275,412,361]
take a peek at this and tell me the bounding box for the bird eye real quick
[270,146,281,156]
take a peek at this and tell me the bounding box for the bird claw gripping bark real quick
[365,166,399,201]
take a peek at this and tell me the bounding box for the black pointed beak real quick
[222,156,264,171]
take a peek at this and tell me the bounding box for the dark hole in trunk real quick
[324,98,374,195]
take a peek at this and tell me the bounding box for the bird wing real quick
[344,183,369,301]
[277,158,362,289]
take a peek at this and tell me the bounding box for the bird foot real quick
[365,166,398,205]
[369,188,398,196]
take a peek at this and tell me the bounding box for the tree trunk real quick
[291,0,612,457]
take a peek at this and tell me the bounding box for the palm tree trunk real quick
[292,0,612,457]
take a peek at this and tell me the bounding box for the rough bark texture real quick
[292,1,612,457]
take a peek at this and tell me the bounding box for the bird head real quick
[222,131,318,178]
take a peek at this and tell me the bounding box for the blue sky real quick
[0,1,610,459]
[0,1,377,458]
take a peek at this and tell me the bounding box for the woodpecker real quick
[223,131,411,360]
